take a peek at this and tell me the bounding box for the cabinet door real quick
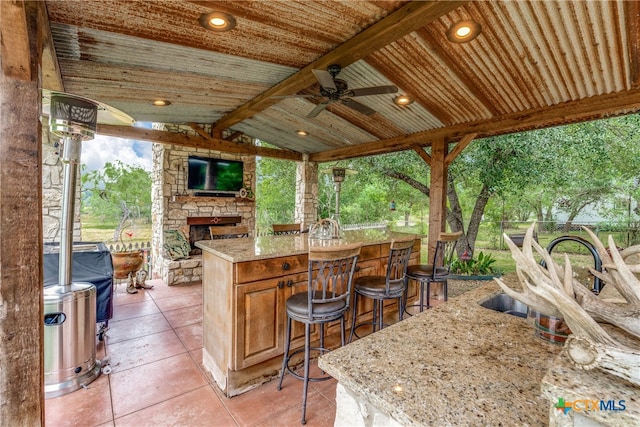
[234,272,309,370]
[235,278,285,369]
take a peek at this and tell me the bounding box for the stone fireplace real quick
[150,124,256,285]
[186,215,242,255]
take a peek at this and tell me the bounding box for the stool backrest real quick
[384,236,416,294]
[307,243,362,321]
[272,223,302,235]
[432,231,463,277]
[209,225,249,239]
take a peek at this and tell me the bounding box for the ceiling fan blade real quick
[307,101,329,118]
[349,85,398,97]
[341,99,376,116]
[312,69,337,92]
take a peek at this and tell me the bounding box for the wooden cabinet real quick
[234,271,315,369]
[201,234,421,397]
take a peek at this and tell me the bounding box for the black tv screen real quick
[187,156,244,192]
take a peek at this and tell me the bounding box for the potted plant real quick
[111,226,151,293]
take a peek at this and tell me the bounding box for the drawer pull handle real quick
[277,281,285,289]
[354,266,361,272]
[286,280,293,287]
[282,262,290,271]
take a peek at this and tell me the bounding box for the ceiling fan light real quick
[394,95,413,106]
[446,20,481,43]
[199,12,236,32]
[296,130,309,136]
[152,99,171,106]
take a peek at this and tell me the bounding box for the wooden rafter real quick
[97,124,303,161]
[626,0,640,88]
[310,88,640,162]
[446,133,477,166]
[212,1,467,133]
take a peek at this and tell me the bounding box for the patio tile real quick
[174,322,203,351]
[113,385,237,427]
[110,299,160,322]
[45,373,112,427]
[110,352,207,418]
[162,304,203,329]
[107,329,187,373]
[153,292,202,312]
[105,312,172,344]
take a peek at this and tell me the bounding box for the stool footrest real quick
[283,347,332,383]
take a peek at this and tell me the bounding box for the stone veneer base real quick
[158,255,203,286]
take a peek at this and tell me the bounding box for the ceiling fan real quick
[280,64,398,118]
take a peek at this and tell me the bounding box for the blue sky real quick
[82,123,153,172]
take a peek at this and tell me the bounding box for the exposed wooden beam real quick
[412,145,431,167]
[212,0,467,133]
[1,1,32,80]
[40,1,64,91]
[626,0,640,88]
[445,133,477,166]
[0,1,44,424]
[310,88,640,162]
[188,122,210,140]
[97,124,303,161]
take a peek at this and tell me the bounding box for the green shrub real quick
[450,251,499,276]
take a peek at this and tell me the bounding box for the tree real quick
[81,160,151,242]
[255,155,296,231]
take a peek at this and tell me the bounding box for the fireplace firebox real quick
[187,216,242,254]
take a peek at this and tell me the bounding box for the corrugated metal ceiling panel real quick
[43,0,639,159]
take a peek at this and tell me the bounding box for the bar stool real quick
[277,242,361,424]
[405,231,462,313]
[209,225,249,239]
[272,223,302,235]
[348,236,415,341]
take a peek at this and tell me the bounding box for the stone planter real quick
[111,250,145,279]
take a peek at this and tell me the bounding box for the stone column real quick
[295,155,318,229]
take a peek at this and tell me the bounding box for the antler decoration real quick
[494,223,639,386]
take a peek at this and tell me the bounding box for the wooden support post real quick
[428,138,447,263]
[0,1,44,424]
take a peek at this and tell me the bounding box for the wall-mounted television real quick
[187,156,244,193]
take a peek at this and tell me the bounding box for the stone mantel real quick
[186,216,242,226]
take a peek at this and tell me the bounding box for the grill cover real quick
[44,242,114,323]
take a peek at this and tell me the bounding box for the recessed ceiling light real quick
[152,99,171,106]
[393,95,414,106]
[296,130,309,136]
[446,20,481,43]
[199,12,236,32]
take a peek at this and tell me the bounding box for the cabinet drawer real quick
[235,254,308,283]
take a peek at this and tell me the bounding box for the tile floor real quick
[45,279,337,427]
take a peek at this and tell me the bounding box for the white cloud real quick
[81,134,152,171]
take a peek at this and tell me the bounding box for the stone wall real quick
[42,126,81,243]
[151,123,256,285]
[295,155,318,229]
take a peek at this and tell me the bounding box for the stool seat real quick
[406,265,448,278]
[353,276,405,297]
[404,231,462,314]
[277,242,361,425]
[286,292,346,320]
[349,236,415,342]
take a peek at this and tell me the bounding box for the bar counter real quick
[195,230,421,397]
[195,228,419,262]
[318,281,562,426]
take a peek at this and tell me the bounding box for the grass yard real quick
[81,216,152,246]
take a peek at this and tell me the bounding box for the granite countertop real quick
[318,281,562,426]
[195,229,419,263]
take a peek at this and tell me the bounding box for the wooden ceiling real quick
[42,0,640,162]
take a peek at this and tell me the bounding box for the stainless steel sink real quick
[480,293,528,318]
